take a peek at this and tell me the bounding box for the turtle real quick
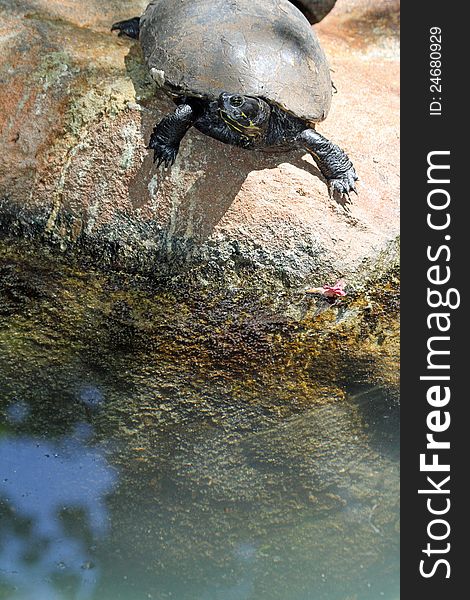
[112,0,358,198]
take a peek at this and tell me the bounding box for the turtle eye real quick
[229,95,244,108]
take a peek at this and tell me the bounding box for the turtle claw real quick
[148,133,178,169]
[328,166,358,201]
[154,153,175,169]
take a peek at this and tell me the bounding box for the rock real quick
[0,241,400,401]
[0,0,399,291]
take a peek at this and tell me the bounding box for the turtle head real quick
[218,93,270,137]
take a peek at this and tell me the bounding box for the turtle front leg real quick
[148,104,197,168]
[298,129,358,198]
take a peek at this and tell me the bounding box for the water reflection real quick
[79,399,397,600]
[0,380,399,599]
[5,401,30,425]
[0,420,117,600]
[0,389,399,600]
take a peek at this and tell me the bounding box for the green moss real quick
[34,51,74,89]
[0,238,399,418]
[64,76,136,136]
[123,50,159,102]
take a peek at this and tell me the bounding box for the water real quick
[0,257,399,600]
[0,383,399,600]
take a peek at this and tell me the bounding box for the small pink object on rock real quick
[306,280,346,298]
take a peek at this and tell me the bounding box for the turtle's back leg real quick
[111,17,140,39]
[299,129,358,198]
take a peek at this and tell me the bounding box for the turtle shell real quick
[139,0,332,123]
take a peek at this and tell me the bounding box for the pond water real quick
[0,262,399,600]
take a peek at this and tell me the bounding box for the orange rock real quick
[0,0,399,289]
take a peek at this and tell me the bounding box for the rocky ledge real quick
[0,0,399,397]
[0,0,399,291]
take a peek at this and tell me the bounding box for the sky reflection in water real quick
[0,412,117,600]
